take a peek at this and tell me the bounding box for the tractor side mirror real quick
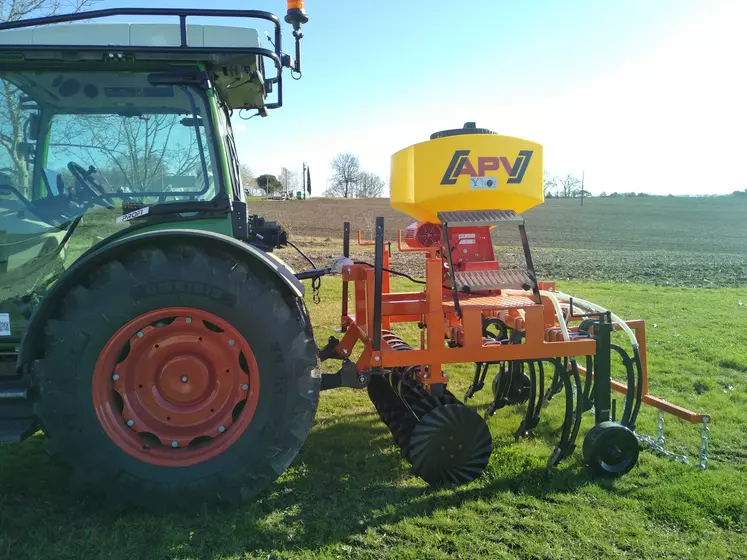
[25,114,40,141]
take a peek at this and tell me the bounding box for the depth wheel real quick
[32,241,320,511]
[407,403,492,485]
[582,421,640,477]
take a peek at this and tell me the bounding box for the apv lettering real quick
[440,150,533,186]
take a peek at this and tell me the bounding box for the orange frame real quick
[335,230,708,425]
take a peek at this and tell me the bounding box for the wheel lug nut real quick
[171,441,178,448]
[219,425,226,433]
[186,317,192,324]
[112,374,120,381]
[241,384,249,390]
[136,331,144,338]
[228,339,235,346]
[126,420,134,427]
[181,376,189,383]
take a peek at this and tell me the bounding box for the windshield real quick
[0,69,224,341]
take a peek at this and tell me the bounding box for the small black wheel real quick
[582,421,640,477]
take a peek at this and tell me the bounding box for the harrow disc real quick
[407,403,492,485]
[583,421,640,477]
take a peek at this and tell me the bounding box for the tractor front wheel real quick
[32,242,320,511]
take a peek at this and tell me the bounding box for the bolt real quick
[228,339,235,346]
[463,249,467,254]
[136,331,144,338]
[219,425,226,433]
[241,384,249,390]
[423,373,430,379]
[186,317,192,324]
[443,373,449,379]
[346,268,351,275]
[171,441,179,448]
[181,375,189,383]
[112,374,120,381]
[374,356,380,362]
[126,420,134,427]
[449,454,454,459]
[449,436,454,441]
[357,374,367,385]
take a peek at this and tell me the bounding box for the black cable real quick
[352,261,426,285]
[287,240,317,268]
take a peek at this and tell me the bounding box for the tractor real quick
[0,4,708,512]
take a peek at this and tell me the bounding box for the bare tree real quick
[543,171,557,198]
[557,173,582,198]
[279,166,298,198]
[0,0,97,197]
[50,113,203,192]
[239,163,254,188]
[326,152,360,198]
[356,171,385,198]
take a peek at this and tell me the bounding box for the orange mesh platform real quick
[442,293,538,311]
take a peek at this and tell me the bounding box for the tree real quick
[50,112,203,192]
[256,173,282,195]
[356,171,385,198]
[0,0,95,198]
[239,163,254,188]
[543,171,557,198]
[326,152,360,198]
[557,173,582,198]
[279,166,298,198]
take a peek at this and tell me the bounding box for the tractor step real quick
[0,377,36,443]
[454,269,535,293]
[437,209,523,227]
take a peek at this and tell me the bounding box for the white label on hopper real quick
[470,177,498,189]
[458,233,476,239]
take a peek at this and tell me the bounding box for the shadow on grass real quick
[0,409,666,559]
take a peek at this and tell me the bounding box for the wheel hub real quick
[92,307,260,467]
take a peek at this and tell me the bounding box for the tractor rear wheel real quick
[32,242,320,511]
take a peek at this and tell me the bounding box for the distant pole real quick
[580,170,585,206]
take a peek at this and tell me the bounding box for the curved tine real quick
[610,344,636,427]
[515,361,537,441]
[553,362,575,466]
[566,358,584,458]
[582,354,595,411]
[465,362,483,400]
[628,348,645,430]
[535,360,545,422]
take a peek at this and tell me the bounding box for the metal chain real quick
[699,417,710,470]
[635,411,712,469]
[657,410,665,446]
[311,277,321,305]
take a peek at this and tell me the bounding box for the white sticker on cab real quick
[0,313,10,337]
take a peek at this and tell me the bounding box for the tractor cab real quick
[0,7,305,341]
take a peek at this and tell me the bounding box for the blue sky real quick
[94,0,745,196]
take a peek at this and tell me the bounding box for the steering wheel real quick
[67,161,113,208]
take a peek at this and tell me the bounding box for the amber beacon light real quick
[286,0,308,28]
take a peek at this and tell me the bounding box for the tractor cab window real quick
[0,69,223,340]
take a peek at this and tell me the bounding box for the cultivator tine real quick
[514,361,538,441]
[464,362,489,401]
[581,355,595,412]
[546,357,583,470]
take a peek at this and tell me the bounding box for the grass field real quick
[1,196,746,559]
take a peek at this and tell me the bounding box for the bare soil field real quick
[254,196,747,288]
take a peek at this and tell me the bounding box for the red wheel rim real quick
[92,307,260,467]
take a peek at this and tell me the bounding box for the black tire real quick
[31,241,320,511]
[582,421,640,477]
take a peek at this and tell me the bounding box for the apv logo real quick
[440,150,534,186]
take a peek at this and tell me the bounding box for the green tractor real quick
[0,5,320,510]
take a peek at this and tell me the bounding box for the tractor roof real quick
[0,8,292,111]
[0,23,260,51]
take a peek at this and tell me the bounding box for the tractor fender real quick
[18,228,305,370]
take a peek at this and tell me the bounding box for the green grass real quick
[1,276,746,559]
